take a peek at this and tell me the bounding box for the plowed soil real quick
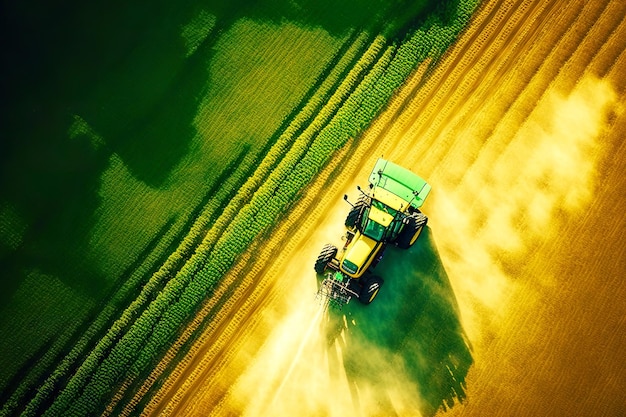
[130,0,626,415]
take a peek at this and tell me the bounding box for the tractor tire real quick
[358,275,384,305]
[314,244,338,274]
[345,195,370,229]
[396,212,427,249]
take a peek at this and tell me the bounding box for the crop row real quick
[101,30,386,416]
[51,33,391,417]
[19,29,375,417]
[12,148,256,417]
[19,148,255,417]
[27,1,480,414]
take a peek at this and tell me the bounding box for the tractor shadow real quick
[319,227,473,416]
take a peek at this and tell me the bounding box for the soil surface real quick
[131,0,626,415]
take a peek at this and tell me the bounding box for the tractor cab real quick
[314,158,431,307]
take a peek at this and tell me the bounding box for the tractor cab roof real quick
[368,205,394,227]
[371,186,406,212]
[368,158,431,209]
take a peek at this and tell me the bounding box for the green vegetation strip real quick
[105,29,385,414]
[9,1,480,415]
[8,27,364,412]
[5,28,358,417]
[40,31,388,417]
[15,148,250,416]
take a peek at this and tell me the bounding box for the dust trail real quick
[228,294,352,417]
[212,75,618,417]
[430,74,619,347]
[230,293,425,417]
[267,302,325,411]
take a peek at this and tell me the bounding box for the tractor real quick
[314,158,431,308]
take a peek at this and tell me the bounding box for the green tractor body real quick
[315,158,431,308]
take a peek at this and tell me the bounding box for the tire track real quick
[412,0,608,183]
[450,0,620,179]
[140,0,624,415]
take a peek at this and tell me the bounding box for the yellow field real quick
[136,0,626,415]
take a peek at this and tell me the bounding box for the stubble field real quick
[142,0,626,416]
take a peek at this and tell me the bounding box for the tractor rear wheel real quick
[345,195,370,228]
[314,244,338,274]
[396,213,427,249]
[358,275,384,305]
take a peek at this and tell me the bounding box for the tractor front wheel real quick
[314,244,338,274]
[358,275,384,305]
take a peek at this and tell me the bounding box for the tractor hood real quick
[340,232,382,278]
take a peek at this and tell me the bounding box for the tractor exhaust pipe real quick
[356,185,371,196]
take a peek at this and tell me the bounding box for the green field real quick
[0,0,479,415]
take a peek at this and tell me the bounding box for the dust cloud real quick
[213,75,618,417]
[430,74,619,347]
[216,189,436,415]
[226,294,427,417]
